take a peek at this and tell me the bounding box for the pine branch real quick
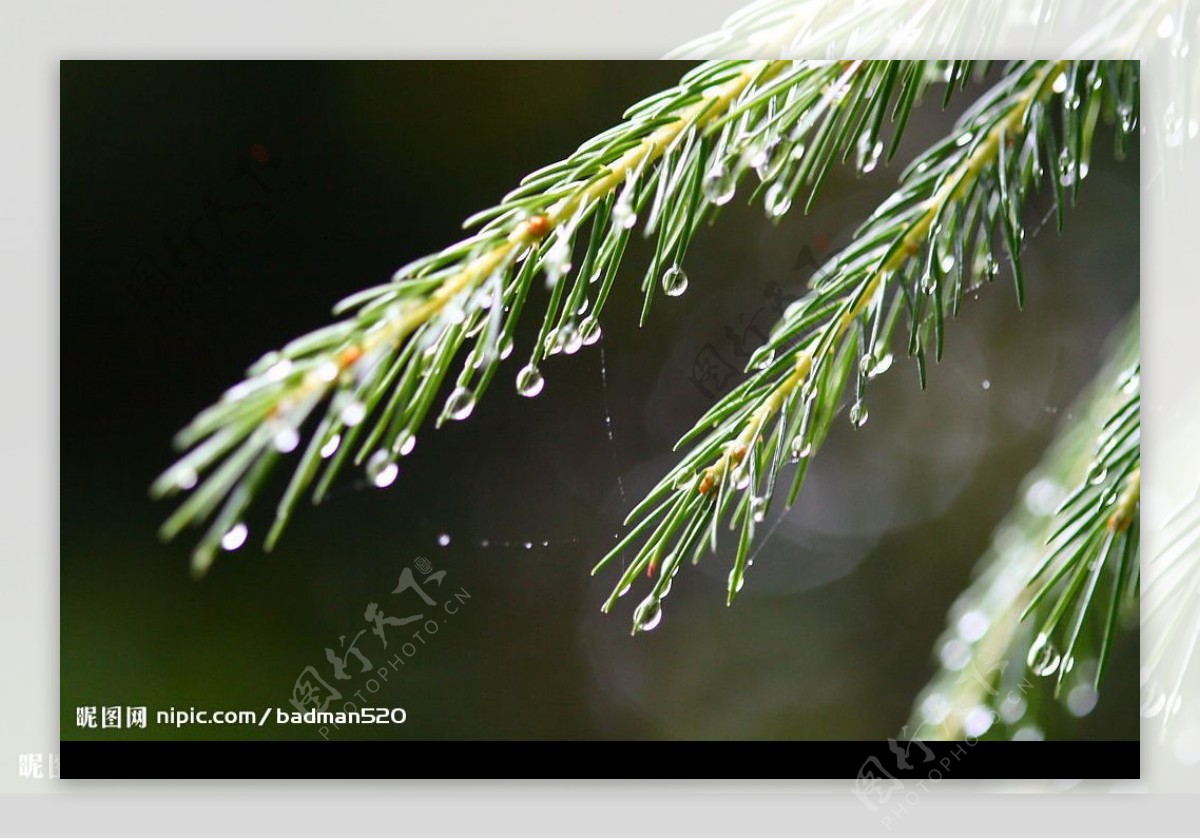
[1022,362,1140,691]
[593,59,1140,632]
[154,59,967,573]
[908,316,1138,739]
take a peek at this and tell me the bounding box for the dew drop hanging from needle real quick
[394,430,417,457]
[661,265,688,297]
[443,386,476,421]
[764,182,792,218]
[320,434,341,459]
[849,400,869,428]
[559,322,583,355]
[366,450,399,488]
[702,163,735,206]
[579,316,602,346]
[515,364,545,398]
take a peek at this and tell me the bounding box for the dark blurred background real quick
[61,61,1139,741]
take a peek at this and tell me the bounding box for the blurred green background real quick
[60,61,1139,741]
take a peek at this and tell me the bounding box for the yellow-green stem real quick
[287,59,790,414]
[698,60,1066,493]
[1108,467,1140,532]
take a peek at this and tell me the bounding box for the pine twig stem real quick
[696,60,1066,499]
[257,60,789,450]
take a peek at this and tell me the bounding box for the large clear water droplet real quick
[755,139,786,181]
[544,327,562,356]
[702,164,736,206]
[367,450,399,488]
[764,182,792,217]
[444,386,476,421]
[498,335,514,360]
[745,137,771,173]
[728,567,745,594]
[661,265,689,297]
[579,316,602,346]
[633,597,663,633]
[790,436,812,461]
[516,364,545,398]
[559,322,583,355]
[394,429,417,457]
[856,134,883,174]
[849,400,869,428]
[1057,147,1075,186]
[866,352,893,379]
[1027,633,1062,677]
